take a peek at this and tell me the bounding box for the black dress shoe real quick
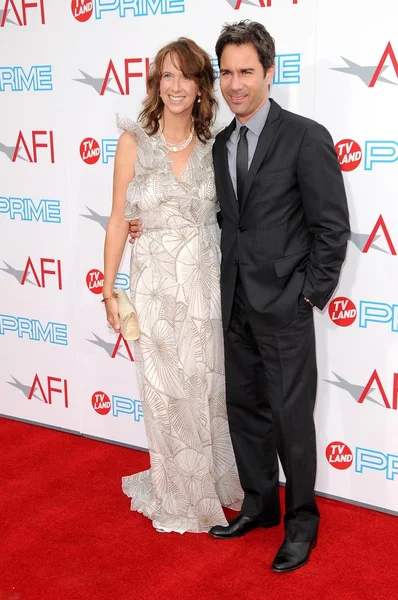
[209,513,280,539]
[271,539,317,572]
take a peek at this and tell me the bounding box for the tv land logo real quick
[1,257,62,289]
[8,373,69,407]
[325,370,398,410]
[80,138,117,164]
[86,269,129,294]
[0,314,68,345]
[225,0,298,8]
[0,197,62,222]
[71,0,184,22]
[331,42,398,88]
[0,131,55,163]
[87,332,134,361]
[0,65,53,92]
[329,297,398,332]
[0,0,45,27]
[335,139,398,171]
[91,390,143,420]
[326,442,398,481]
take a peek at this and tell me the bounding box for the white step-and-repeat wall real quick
[1,0,397,514]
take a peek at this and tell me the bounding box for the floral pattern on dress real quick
[117,116,243,533]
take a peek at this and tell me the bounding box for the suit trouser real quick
[223,274,319,542]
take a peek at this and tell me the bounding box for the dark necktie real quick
[236,125,248,209]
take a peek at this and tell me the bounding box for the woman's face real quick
[159,53,200,118]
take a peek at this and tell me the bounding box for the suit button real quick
[234,260,238,266]
[238,227,245,232]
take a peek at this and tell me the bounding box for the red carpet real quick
[1,417,397,600]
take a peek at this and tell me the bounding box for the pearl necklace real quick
[160,121,194,153]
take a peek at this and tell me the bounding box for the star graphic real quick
[350,232,389,254]
[80,206,109,230]
[0,9,18,25]
[0,261,35,285]
[0,142,28,162]
[73,70,119,95]
[86,333,127,359]
[7,376,42,401]
[324,372,384,407]
[331,57,397,86]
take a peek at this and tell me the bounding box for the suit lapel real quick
[240,99,282,213]
[217,119,239,219]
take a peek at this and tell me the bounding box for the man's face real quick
[219,43,274,123]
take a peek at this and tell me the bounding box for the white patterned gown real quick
[118,117,243,533]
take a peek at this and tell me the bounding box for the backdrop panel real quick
[1,0,397,513]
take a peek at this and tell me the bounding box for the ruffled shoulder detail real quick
[116,113,172,174]
[116,114,153,152]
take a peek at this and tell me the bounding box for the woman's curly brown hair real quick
[139,38,217,143]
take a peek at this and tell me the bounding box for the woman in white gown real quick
[103,38,243,533]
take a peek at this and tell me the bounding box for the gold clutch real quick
[114,288,140,340]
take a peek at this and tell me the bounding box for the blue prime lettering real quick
[0,315,68,345]
[94,0,185,19]
[0,66,53,92]
[0,197,61,222]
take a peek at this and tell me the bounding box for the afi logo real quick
[79,137,117,164]
[332,42,398,87]
[22,257,62,289]
[326,442,353,470]
[358,370,398,410]
[101,58,150,95]
[12,130,55,163]
[92,390,143,420]
[350,216,396,256]
[370,42,398,87]
[230,0,298,8]
[0,0,45,26]
[362,216,396,255]
[87,331,135,361]
[29,374,69,407]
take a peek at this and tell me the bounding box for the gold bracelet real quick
[101,292,118,303]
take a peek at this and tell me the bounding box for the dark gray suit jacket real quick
[213,99,350,330]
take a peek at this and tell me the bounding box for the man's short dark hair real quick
[215,20,275,76]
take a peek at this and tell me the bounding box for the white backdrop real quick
[1,0,397,514]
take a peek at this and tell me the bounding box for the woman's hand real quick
[128,219,142,243]
[105,297,121,333]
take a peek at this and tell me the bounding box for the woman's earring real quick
[197,95,201,103]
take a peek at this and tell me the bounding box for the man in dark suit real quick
[207,21,350,572]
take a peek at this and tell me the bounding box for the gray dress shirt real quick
[226,99,271,197]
